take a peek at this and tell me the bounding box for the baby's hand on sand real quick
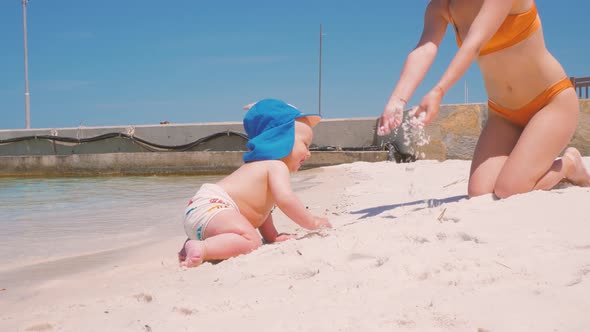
[313,216,332,229]
[378,97,406,136]
[275,233,297,242]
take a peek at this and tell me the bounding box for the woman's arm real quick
[392,1,450,102]
[434,0,513,93]
[379,0,449,135]
[416,0,514,124]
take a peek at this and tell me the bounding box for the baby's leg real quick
[179,209,262,267]
[201,209,263,260]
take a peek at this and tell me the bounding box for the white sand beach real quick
[1,159,590,332]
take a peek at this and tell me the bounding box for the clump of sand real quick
[387,107,431,160]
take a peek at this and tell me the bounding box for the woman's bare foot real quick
[178,239,206,268]
[563,147,590,187]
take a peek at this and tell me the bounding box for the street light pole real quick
[22,0,31,129]
[318,24,322,116]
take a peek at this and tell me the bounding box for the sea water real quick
[0,175,223,270]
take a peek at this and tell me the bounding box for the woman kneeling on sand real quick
[378,0,590,198]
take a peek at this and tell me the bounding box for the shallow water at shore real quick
[0,175,223,269]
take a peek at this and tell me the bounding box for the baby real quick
[179,99,332,267]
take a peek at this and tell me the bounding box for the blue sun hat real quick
[243,99,321,163]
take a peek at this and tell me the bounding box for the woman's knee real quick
[492,185,513,199]
[467,178,494,198]
[467,186,492,198]
[493,175,534,199]
[469,173,531,199]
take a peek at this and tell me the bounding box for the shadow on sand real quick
[350,195,468,219]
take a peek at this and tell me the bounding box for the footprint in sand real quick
[173,306,197,316]
[347,253,389,268]
[133,293,153,303]
[291,267,320,280]
[403,265,439,281]
[406,235,430,244]
[565,266,590,287]
[440,215,460,223]
[396,319,416,327]
[457,232,483,244]
[25,323,53,331]
[437,208,460,223]
[433,313,463,328]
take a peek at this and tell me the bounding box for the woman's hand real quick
[414,86,444,125]
[377,96,407,136]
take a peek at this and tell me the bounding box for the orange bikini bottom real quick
[487,77,574,127]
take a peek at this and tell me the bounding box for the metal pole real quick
[318,24,322,116]
[22,0,31,129]
[464,80,467,104]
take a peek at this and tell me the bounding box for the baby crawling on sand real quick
[178,99,331,267]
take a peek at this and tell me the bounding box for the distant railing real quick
[570,76,590,99]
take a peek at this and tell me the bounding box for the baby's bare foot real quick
[178,238,190,262]
[180,240,206,268]
[564,147,590,187]
[178,249,186,263]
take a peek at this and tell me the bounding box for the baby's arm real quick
[267,161,331,230]
[258,213,296,243]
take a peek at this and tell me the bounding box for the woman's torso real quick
[444,0,567,107]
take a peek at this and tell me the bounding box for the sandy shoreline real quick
[1,159,589,331]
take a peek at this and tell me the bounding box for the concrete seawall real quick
[414,99,590,160]
[0,151,389,177]
[0,117,389,176]
[1,101,588,177]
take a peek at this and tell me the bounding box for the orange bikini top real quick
[449,1,541,56]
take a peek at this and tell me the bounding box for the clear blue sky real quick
[1,0,588,129]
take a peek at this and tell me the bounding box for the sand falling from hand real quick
[392,107,430,159]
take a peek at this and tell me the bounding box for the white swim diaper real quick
[183,183,240,240]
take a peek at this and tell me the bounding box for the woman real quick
[378,0,590,198]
